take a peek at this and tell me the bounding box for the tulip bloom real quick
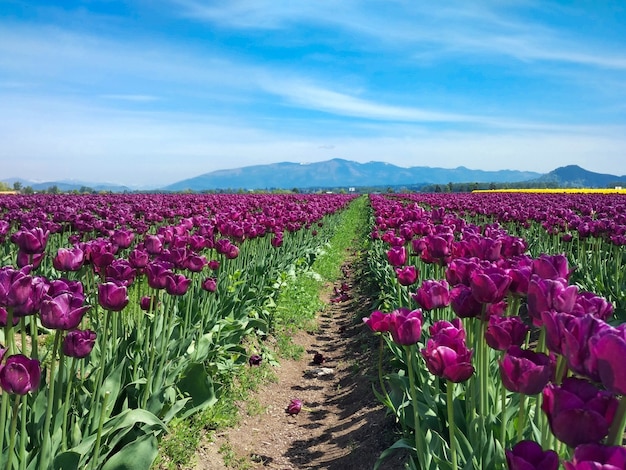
[165,274,191,296]
[542,378,618,448]
[0,267,33,308]
[450,284,483,319]
[53,247,85,271]
[469,266,512,304]
[201,277,217,293]
[594,325,626,395]
[363,310,392,333]
[499,346,555,395]
[485,315,528,351]
[532,253,572,281]
[286,398,302,415]
[422,320,474,383]
[62,329,97,358]
[97,282,129,312]
[11,227,49,254]
[412,279,450,311]
[0,354,41,395]
[40,292,90,330]
[526,276,578,326]
[563,443,626,470]
[505,440,559,470]
[388,308,423,346]
[386,246,407,267]
[395,265,418,286]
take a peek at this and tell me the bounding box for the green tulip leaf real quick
[100,433,158,470]
[53,451,81,470]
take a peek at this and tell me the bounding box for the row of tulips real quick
[385,192,626,321]
[364,193,625,470]
[0,193,356,469]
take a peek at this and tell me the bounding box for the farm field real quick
[0,191,624,469]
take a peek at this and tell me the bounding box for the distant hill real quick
[533,165,626,188]
[0,177,133,193]
[5,161,624,193]
[164,158,542,191]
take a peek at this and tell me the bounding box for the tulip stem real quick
[377,335,393,411]
[38,330,61,470]
[607,394,626,446]
[6,394,20,470]
[18,394,26,470]
[517,393,527,442]
[500,381,507,448]
[61,357,77,451]
[405,346,427,470]
[446,380,458,470]
[90,391,110,470]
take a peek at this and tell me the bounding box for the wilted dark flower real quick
[248,354,262,366]
[313,352,325,365]
[286,398,302,415]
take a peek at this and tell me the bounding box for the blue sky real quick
[1,0,625,188]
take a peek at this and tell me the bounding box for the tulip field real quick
[0,191,624,469]
[365,192,626,469]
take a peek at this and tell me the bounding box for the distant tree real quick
[434,185,442,193]
[48,185,59,194]
[22,186,34,194]
[291,187,300,193]
[13,181,22,191]
[489,182,497,190]
[79,186,95,194]
[0,182,11,191]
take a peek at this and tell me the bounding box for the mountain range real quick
[3,160,625,192]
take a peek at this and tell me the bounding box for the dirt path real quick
[193,257,407,470]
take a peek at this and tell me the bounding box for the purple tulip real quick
[97,282,129,311]
[16,250,44,269]
[128,249,149,269]
[499,346,555,395]
[386,246,407,267]
[184,254,207,272]
[144,234,163,254]
[165,273,191,296]
[526,276,578,326]
[53,247,85,271]
[208,260,220,271]
[40,292,90,330]
[422,319,474,383]
[485,315,529,351]
[145,262,173,290]
[105,259,136,286]
[11,227,49,254]
[363,310,393,333]
[450,284,483,319]
[0,267,33,308]
[286,398,302,415]
[572,292,614,321]
[110,229,134,249]
[542,378,618,448]
[505,440,559,470]
[0,354,41,395]
[0,307,19,327]
[201,277,217,293]
[563,443,626,470]
[561,314,613,383]
[395,265,418,286]
[139,296,157,311]
[445,258,481,287]
[532,253,572,281]
[412,279,450,311]
[469,266,512,304]
[388,308,423,346]
[593,325,626,395]
[62,329,97,358]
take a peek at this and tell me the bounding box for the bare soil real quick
[193,257,407,470]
